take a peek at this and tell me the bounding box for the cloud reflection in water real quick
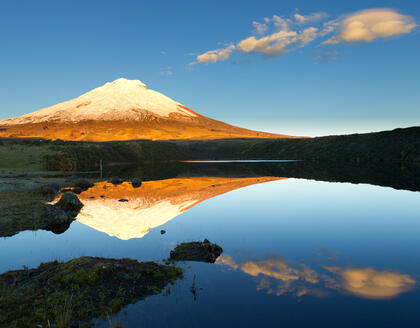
[216,255,416,300]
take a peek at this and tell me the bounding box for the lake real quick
[1,161,420,327]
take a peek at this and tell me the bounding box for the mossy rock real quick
[169,239,223,263]
[55,192,83,217]
[0,256,183,327]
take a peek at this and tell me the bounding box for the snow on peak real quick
[103,77,147,89]
[1,78,197,124]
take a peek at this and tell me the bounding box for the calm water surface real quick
[1,162,420,327]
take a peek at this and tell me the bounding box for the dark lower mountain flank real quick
[177,126,420,162]
[1,126,419,170]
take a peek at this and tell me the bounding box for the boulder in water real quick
[132,178,142,188]
[42,205,72,234]
[42,204,69,225]
[169,240,223,263]
[55,192,83,217]
[111,177,123,185]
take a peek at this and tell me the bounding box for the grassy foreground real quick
[0,256,182,328]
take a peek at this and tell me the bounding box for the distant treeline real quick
[177,126,420,162]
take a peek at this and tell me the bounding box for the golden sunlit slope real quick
[0,78,297,141]
[73,177,286,240]
[0,117,291,141]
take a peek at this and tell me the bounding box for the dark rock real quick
[118,199,129,202]
[56,192,83,217]
[169,240,223,263]
[50,222,71,234]
[111,177,123,185]
[100,195,105,198]
[160,230,166,235]
[42,204,70,232]
[73,179,94,191]
[132,178,142,188]
[72,187,83,194]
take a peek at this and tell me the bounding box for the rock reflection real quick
[216,255,416,300]
[76,177,285,240]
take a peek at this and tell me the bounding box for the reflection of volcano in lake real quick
[76,177,285,240]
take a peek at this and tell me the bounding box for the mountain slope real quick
[0,78,296,141]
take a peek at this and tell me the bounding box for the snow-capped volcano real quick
[0,78,295,141]
[1,78,197,124]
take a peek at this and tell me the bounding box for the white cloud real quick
[323,8,417,44]
[193,12,323,63]
[299,27,319,45]
[272,15,292,30]
[194,44,235,64]
[252,21,268,35]
[237,26,318,55]
[319,19,340,36]
[237,30,298,55]
[190,8,417,65]
[294,12,328,24]
[237,14,320,56]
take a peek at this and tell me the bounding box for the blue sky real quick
[0,0,419,136]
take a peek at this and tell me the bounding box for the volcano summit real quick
[0,78,294,141]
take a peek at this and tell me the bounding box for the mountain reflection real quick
[216,255,416,300]
[76,177,285,239]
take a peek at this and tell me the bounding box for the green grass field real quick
[0,143,54,171]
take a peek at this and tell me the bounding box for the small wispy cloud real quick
[294,12,328,25]
[252,19,270,35]
[231,59,252,66]
[160,66,173,76]
[313,49,340,64]
[190,8,417,66]
[191,44,235,65]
